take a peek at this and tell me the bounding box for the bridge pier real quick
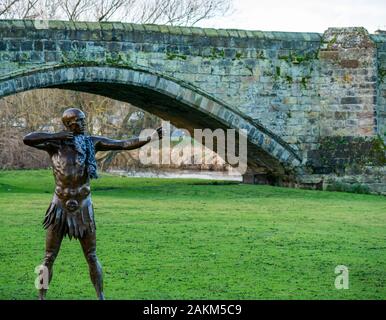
[242,173,273,185]
[241,167,282,185]
[242,173,262,184]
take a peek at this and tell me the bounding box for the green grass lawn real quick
[0,169,385,300]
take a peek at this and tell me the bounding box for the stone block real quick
[340,59,360,68]
[341,97,361,104]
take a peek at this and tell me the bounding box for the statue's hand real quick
[53,131,74,140]
[150,127,165,140]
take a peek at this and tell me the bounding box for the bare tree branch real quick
[97,0,126,21]
[60,0,93,21]
[1,0,232,26]
[0,0,21,17]
[22,0,39,19]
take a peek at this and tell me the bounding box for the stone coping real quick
[0,19,322,42]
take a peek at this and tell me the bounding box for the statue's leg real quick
[79,231,105,300]
[38,226,63,300]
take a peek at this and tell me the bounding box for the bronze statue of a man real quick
[23,107,162,300]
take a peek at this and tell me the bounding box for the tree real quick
[0,0,62,19]
[0,0,232,25]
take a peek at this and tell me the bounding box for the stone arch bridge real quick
[0,20,385,193]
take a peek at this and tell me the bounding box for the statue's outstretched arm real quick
[92,127,163,152]
[92,136,151,152]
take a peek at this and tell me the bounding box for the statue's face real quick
[67,114,86,134]
[62,109,86,134]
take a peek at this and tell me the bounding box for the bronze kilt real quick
[43,191,96,240]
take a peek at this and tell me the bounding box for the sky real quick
[197,0,386,34]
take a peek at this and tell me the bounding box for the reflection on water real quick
[107,169,242,181]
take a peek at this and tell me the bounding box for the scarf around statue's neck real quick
[65,134,98,179]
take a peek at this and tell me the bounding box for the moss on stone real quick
[143,24,160,33]
[166,52,187,60]
[105,51,131,65]
[276,66,281,77]
[309,136,386,174]
[73,21,88,30]
[86,21,102,31]
[204,28,218,37]
[209,47,225,60]
[158,25,170,34]
[256,51,266,59]
[48,20,66,30]
[216,29,229,37]
[301,77,308,89]
[371,135,386,164]
[235,52,243,59]
[285,75,293,84]
[278,51,317,64]
[379,68,386,83]
[326,35,337,49]
[10,20,25,29]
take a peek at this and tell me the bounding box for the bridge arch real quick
[0,65,302,175]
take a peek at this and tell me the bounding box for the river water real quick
[107,169,243,181]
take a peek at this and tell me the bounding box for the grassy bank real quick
[0,170,385,299]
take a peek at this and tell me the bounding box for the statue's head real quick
[62,108,86,134]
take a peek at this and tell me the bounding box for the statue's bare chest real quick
[51,145,87,184]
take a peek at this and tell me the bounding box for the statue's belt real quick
[54,186,91,212]
[45,191,95,239]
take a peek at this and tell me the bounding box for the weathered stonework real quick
[307,136,385,173]
[0,20,385,194]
